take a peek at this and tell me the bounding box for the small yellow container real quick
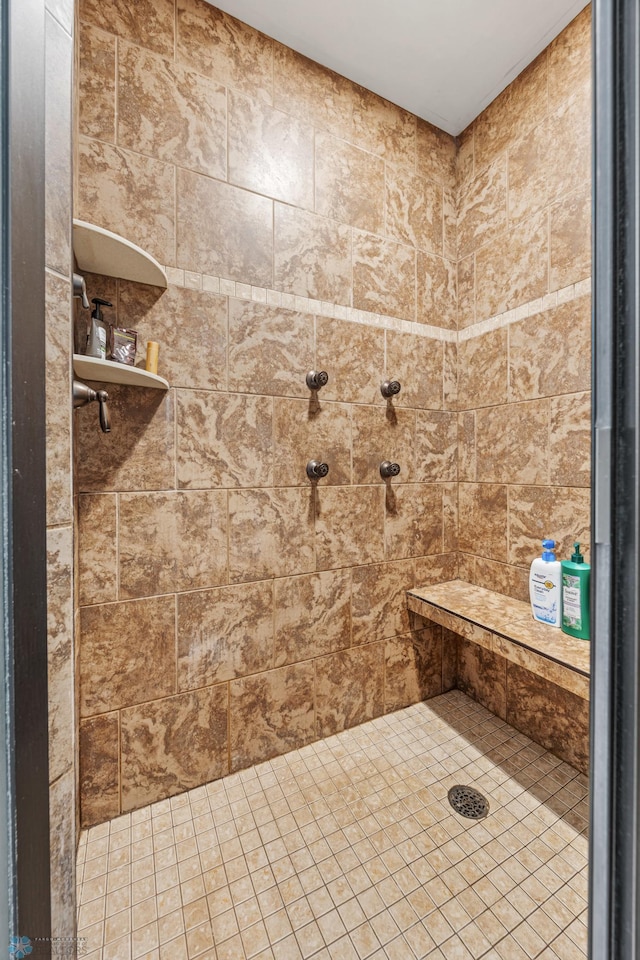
[145,341,159,375]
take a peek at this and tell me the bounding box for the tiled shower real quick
[43,0,591,955]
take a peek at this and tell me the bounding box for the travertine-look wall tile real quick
[475,399,550,484]
[351,86,416,169]
[118,282,228,391]
[352,230,416,320]
[46,11,72,278]
[508,95,590,224]
[417,252,457,329]
[416,118,456,187]
[49,768,76,934]
[457,157,507,258]
[473,558,529,603]
[456,125,475,187]
[548,5,592,114]
[178,581,274,688]
[443,189,457,262]
[177,391,273,489]
[121,685,229,810]
[507,485,590,566]
[274,570,350,665]
[351,559,414,646]
[80,596,176,716]
[457,254,475,329]
[550,185,591,291]
[316,317,385,406]
[274,204,352,303]
[506,663,589,774]
[47,526,74,784]
[508,297,591,402]
[76,386,175,493]
[228,90,314,208]
[78,23,115,142]
[78,494,117,605]
[315,486,384,570]
[80,713,120,826]
[415,411,457,482]
[273,44,353,140]
[443,341,458,411]
[315,642,385,737]
[457,329,508,410]
[315,132,385,234]
[456,636,507,720]
[176,0,273,101]
[384,483,443,560]
[118,41,227,180]
[80,0,175,57]
[77,137,175,265]
[473,51,548,174]
[177,168,273,284]
[352,404,416,484]
[458,483,508,562]
[273,397,352,486]
[457,412,476,482]
[228,301,314,399]
[413,553,458,587]
[385,331,444,411]
[384,624,443,711]
[45,273,72,525]
[474,211,549,319]
[229,488,315,582]
[549,392,591,488]
[230,664,315,771]
[385,168,443,255]
[443,482,458,553]
[118,491,228,598]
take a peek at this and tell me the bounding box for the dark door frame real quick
[590,0,640,956]
[1,0,52,947]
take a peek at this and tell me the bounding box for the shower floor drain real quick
[448,785,490,820]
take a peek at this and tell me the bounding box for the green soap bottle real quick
[561,542,591,640]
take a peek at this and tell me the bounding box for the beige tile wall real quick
[75,0,459,827]
[74,1,592,826]
[454,7,592,600]
[46,0,76,937]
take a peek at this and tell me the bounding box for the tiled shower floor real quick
[76,691,589,960]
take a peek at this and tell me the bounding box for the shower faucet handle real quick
[380,460,400,480]
[73,379,111,434]
[306,460,329,481]
[381,380,401,399]
[306,370,329,391]
[73,272,90,309]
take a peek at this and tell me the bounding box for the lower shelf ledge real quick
[73,354,169,389]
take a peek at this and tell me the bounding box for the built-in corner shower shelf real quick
[72,220,168,288]
[72,355,169,390]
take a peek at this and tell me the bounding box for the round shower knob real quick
[306,460,330,481]
[306,370,329,391]
[380,461,401,479]
[381,380,401,399]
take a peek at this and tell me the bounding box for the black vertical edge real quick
[5,0,52,946]
[591,0,640,957]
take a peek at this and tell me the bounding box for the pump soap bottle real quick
[561,543,591,640]
[529,539,562,627]
[86,297,112,360]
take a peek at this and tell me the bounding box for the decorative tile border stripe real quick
[162,266,458,343]
[162,265,592,346]
[458,278,592,342]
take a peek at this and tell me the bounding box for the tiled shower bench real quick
[407,580,590,774]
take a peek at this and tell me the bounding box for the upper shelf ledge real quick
[72,220,168,288]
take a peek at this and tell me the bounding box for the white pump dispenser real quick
[529,539,562,627]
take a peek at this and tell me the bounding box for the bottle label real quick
[531,572,558,623]
[562,574,582,629]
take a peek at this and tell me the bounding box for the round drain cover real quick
[447,785,489,820]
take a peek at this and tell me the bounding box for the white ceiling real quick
[209,0,589,135]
